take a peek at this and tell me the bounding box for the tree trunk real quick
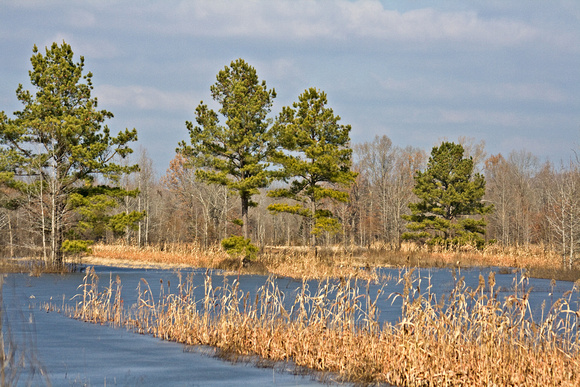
[50,196,65,267]
[40,173,47,261]
[310,199,316,247]
[50,186,57,264]
[241,194,249,240]
[7,214,14,258]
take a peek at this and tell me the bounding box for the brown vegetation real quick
[4,137,580,275]
[62,267,580,386]
[0,258,75,276]
[90,242,227,269]
[89,241,579,282]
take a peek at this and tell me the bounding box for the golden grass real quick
[372,241,562,268]
[89,241,579,282]
[0,259,29,274]
[259,248,379,281]
[0,258,75,276]
[64,267,580,386]
[91,242,381,281]
[91,242,228,269]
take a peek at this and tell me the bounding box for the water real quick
[1,265,578,386]
[1,268,324,386]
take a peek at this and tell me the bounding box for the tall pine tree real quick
[179,59,276,242]
[402,142,493,248]
[268,88,357,247]
[0,42,139,265]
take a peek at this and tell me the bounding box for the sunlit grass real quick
[0,258,76,276]
[91,242,227,269]
[64,267,580,386]
[90,241,577,282]
[91,242,380,281]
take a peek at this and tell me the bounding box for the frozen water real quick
[1,269,325,386]
[1,265,577,386]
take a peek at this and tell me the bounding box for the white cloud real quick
[377,77,567,104]
[133,0,545,48]
[7,1,574,53]
[94,84,197,112]
[69,10,98,29]
[339,5,537,45]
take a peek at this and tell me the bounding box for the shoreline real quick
[80,255,193,270]
[3,251,578,283]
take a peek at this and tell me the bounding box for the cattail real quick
[488,271,496,291]
[478,274,485,293]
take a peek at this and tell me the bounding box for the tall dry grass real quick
[90,241,578,282]
[66,267,580,386]
[371,241,563,268]
[91,242,228,268]
[91,242,381,280]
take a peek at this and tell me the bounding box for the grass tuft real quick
[63,267,580,386]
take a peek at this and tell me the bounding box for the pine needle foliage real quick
[402,142,493,248]
[268,88,357,246]
[0,42,138,265]
[179,59,276,240]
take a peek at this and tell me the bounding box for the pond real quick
[1,265,578,386]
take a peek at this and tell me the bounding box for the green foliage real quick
[231,218,244,227]
[0,112,25,197]
[108,211,146,235]
[68,185,145,240]
[61,239,94,256]
[221,236,258,260]
[402,142,493,248]
[0,41,138,263]
[179,58,276,239]
[267,88,357,244]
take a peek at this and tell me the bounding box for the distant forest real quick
[2,131,579,264]
[1,42,579,268]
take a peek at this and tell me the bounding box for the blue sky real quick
[1,1,579,174]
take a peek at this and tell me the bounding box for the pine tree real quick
[0,42,139,265]
[268,88,357,247]
[179,59,275,242]
[402,141,493,248]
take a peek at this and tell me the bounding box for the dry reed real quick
[89,241,578,282]
[65,267,580,386]
[91,242,228,269]
[91,242,381,281]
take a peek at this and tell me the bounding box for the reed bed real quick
[91,242,381,281]
[90,241,576,282]
[259,248,379,281]
[0,258,75,276]
[374,241,564,269]
[91,242,228,268]
[65,267,580,386]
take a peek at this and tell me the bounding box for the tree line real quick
[1,42,579,268]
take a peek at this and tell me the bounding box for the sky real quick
[1,0,579,175]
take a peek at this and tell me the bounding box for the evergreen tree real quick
[67,185,144,241]
[179,58,276,241]
[268,88,357,247]
[402,141,493,248]
[0,42,139,265]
